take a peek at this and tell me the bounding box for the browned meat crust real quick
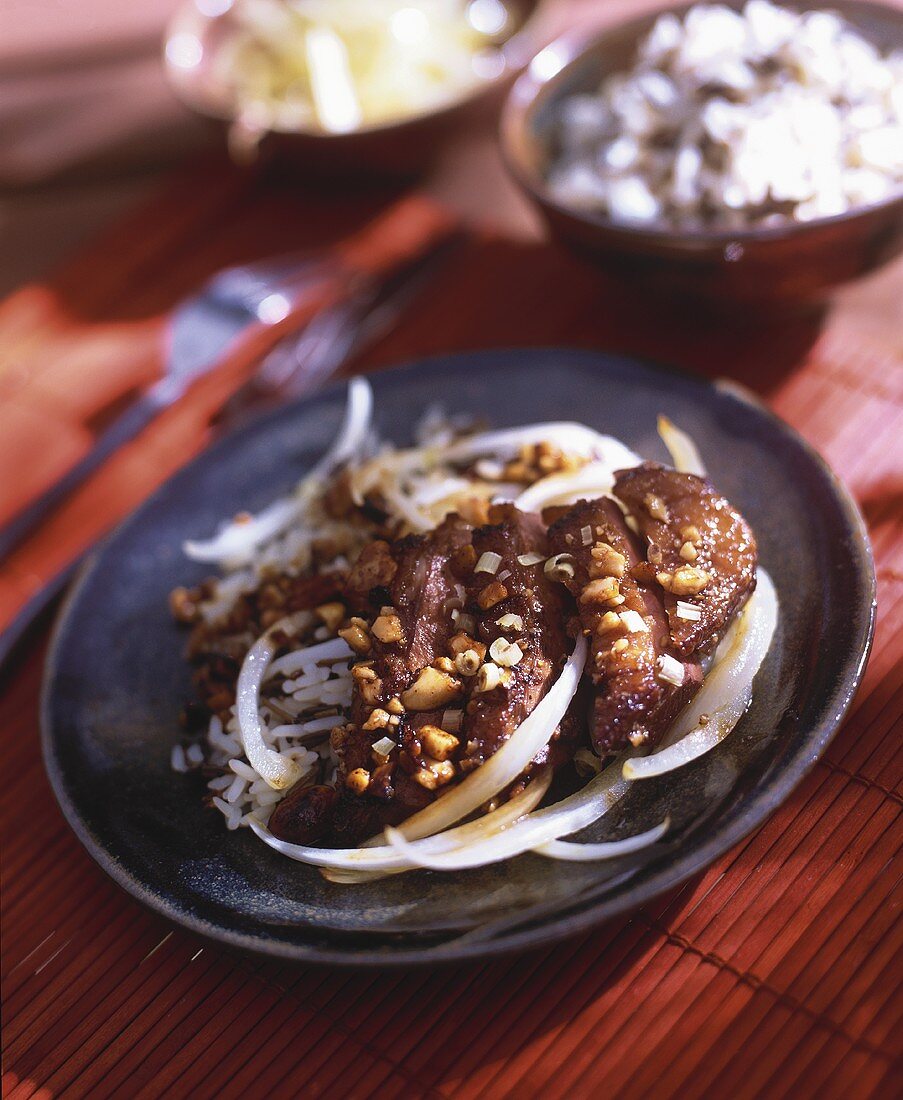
[327,515,473,843]
[270,508,577,846]
[258,468,758,844]
[547,498,701,756]
[612,464,757,656]
[461,504,573,770]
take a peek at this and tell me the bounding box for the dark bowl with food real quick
[500,0,903,310]
[165,0,545,179]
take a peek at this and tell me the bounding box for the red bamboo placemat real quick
[1,160,901,1099]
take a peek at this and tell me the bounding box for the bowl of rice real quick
[500,0,903,309]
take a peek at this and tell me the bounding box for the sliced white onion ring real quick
[184,377,373,564]
[657,415,706,477]
[514,458,639,513]
[237,613,313,790]
[534,817,670,861]
[390,634,587,842]
[442,423,631,465]
[323,769,554,883]
[623,569,778,781]
[384,755,629,871]
[247,767,553,873]
[183,496,304,568]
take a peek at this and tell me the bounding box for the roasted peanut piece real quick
[580,576,621,605]
[657,566,711,596]
[420,725,460,761]
[362,708,391,731]
[338,624,371,655]
[401,667,462,711]
[314,602,345,633]
[345,768,370,794]
[643,492,670,522]
[412,768,439,791]
[589,543,627,578]
[477,580,508,610]
[427,759,456,786]
[371,612,404,644]
[596,610,623,634]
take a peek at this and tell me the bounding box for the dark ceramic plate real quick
[42,349,875,966]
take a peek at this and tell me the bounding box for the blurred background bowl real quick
[500,0,903,311]
[164,0,544,179]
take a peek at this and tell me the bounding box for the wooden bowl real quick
[500,0,903,310]
[164,0,544,179]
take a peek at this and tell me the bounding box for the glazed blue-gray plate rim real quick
[41,348,876,966]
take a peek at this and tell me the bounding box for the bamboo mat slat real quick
[1,159,901,1100]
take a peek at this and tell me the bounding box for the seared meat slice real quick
[613,464,757,657]
[371,515,473,696]
[548,498,701,756]
[271,515,472,846]
[269,508,579,847]
[460,504,574,770]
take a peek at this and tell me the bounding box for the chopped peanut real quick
[351,664,382,705]
[643,493,670,522]
[401,667,462,711]
[657,566,710,596]
[371,612,404,644]
[345,768,370,794]
[362,708,391,731]
[338,623,371,655]
[596,611,623,634]
[386,697,405,716]
[428,759,456,786]
[680,525,701,545]
[412,768,439,791]
[433,656,456,674]
[169,587,198,624]
[679,541,698,562]
[504,460,532,481]
[589,543,626,578]
[314,602,345,633]
[477,580,508,609]
[451,544,477,575]
[421,725,460,761]
[581,576,621,605]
